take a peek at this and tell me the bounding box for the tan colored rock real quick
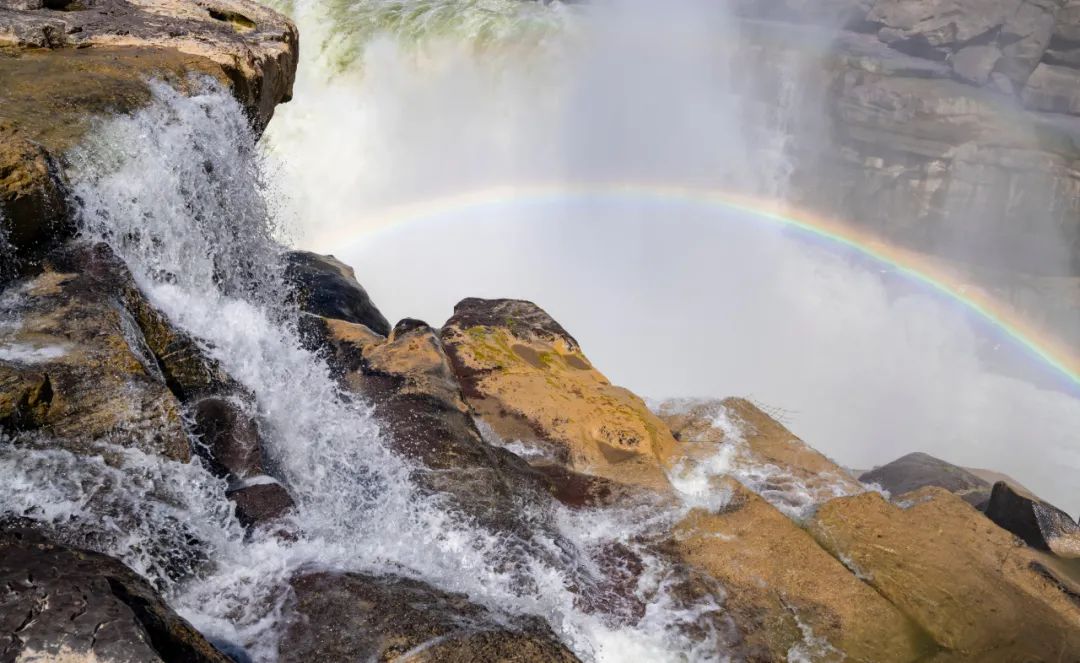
[671,478,933,662]
[0,0,297,274]
[659,397,865,518]
[0,246,188,460]
[809,488,1080,658]
[440,298,677,492]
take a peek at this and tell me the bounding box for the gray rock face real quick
[951,43,1001,84]
[1022,61,1080,112]
[859,452,991,505]
[984,481,1080,557]
[280,571,581,663]
[0,527,232,663]
[285,251,392,337]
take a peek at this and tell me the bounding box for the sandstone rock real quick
[0,526,232,663]
[285,251,392,336]
[306,315,562,534]
[810,488,1080,658]
[441,298,677,492]
[670,478,933,662]
[0,0,297,278]
[950,43,1000,84]
[984,480,1080,557]
[1022,61,1080,112]
[280,571,580,663]
[859,451,991,506]
[225,481,294,528]
[0,244,189,460]
[658,397,865,518]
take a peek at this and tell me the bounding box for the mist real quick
[265,0,1080,509]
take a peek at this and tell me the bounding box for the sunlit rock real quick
[671,478,933,662]
[440,297,678,492]
[810,488,1080,658]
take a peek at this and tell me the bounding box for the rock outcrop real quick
[440,298,678,492]
[810,488,1080,659]
[281,571,581,663]
[0,0,297,278]
[0,526,232,663]
[984,480,1080,557]
[285,251,392,337]
[672,479,933,662]
[659,397,865,518]
[859,451,992,506]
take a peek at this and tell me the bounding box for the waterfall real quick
[3,77,733,662]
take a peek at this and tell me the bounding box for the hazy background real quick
[265,0,1080,508]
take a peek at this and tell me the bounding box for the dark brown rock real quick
[0,526,232,663]
[191,396,264,479]
[984,480,1080,557]
[280,571,580,663]
[285,251,391,336]
[446,297,580,350]
[859,452,991,506]
[225,482,294,528]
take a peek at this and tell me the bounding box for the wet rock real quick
[312,316,558,533]
[0,0,297,278]
[280,571,581,663]
[190,396,264,478]
[0,244,189,460]
[225,481,294,528]
[809,488,1080,658]
[984,480,1080,557]
[866,0,1021,56]
[285,251,391,336]
[441,298,678,492]
[670,478,932,661]
[0,526,232,663]
[658,397,865,517]
[859,451,991,506]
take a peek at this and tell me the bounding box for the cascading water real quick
[0,78,739,662]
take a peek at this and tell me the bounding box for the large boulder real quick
[0,244,189,460]
[285,251,392,336]
[810,488,1080,658]
[670,479,933,662]
[300,314,562,533]
[0,0,297,279]
[0,526,232,663]
[859,451,992,506]
[280,571,581,663]
[984,480,1080,557]
[658,397,865,519]
[440,298,678,492]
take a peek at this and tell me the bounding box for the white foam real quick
[0,343,68,363]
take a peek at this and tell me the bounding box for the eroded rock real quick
[280,571,581,663]
[810,488,1080,658]
[285,251,392,336]
[440,298,677,492]
[0,526,232,663]
[984,480,1080,557]
[671,479,934,662]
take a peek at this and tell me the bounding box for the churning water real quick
[12,79,736,661]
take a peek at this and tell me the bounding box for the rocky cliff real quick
[732,1,1080,347]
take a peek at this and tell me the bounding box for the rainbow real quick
[314,182,1080,390]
